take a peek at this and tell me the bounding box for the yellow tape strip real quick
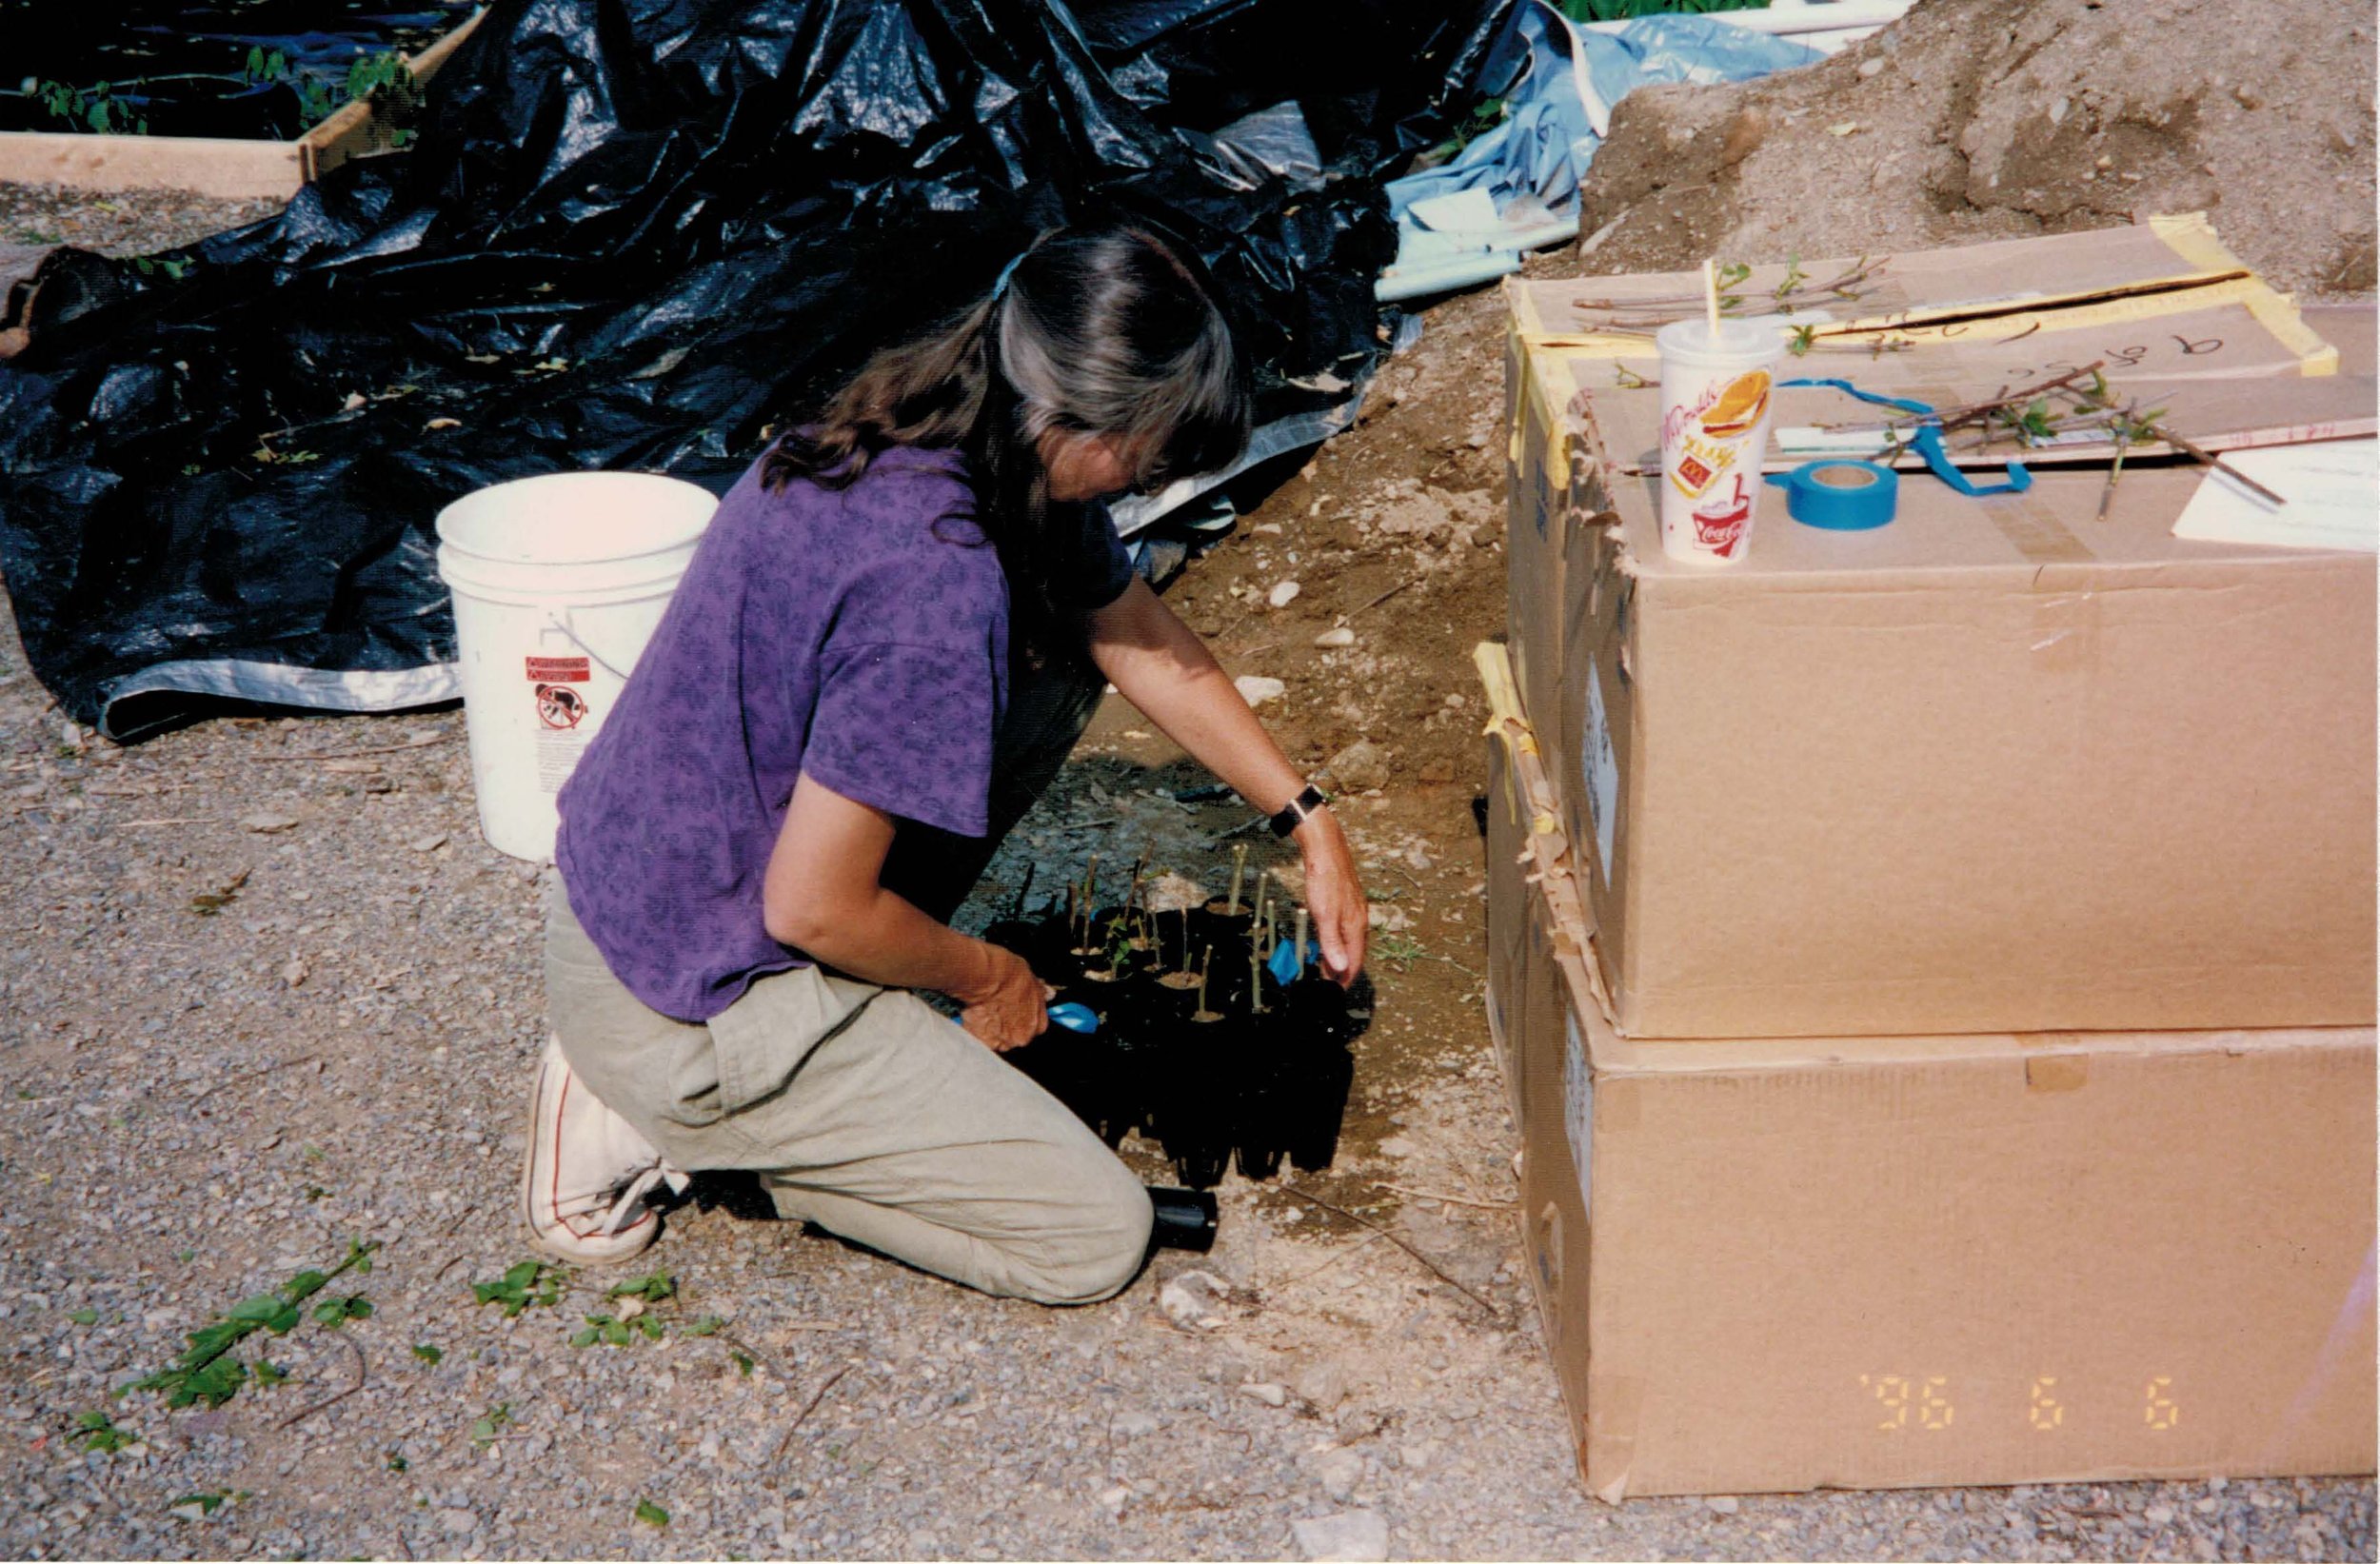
[2147,210,2249,274]
[1473,641,1526,727]
[1503,276,1548,338]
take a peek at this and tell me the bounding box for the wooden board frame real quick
[0,10,484,201]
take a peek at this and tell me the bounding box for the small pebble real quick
[1268,581,1301,608]
[240,812,299,834]
[1234,675,1287,708]
[1291,1510,1388,1563]
[1313,625,1356,648]
[1240,1381,1288,1407]
[1706,1495,1740,1515]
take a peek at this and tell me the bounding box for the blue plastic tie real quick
[1779,377,2032,497]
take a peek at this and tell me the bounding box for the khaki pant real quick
[542,656,1152,1304]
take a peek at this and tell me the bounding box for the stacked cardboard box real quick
[1486,218,2377,1497]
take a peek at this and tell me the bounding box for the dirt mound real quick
[1574,0,2376,297]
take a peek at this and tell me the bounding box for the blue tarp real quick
[1377,6,1821,300]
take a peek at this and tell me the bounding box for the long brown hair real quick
[764,223,1251,653]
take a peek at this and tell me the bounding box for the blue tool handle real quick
[1047,1001,1100,1035]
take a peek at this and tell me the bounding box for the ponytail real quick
[765,224,1252,658]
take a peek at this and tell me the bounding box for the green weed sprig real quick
[124,1238,377,1409]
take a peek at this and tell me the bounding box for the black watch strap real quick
[1268,782,1330,838]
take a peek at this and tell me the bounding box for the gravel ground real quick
[1,139,2374,1561]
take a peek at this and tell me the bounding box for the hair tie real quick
[990,249,1028,300]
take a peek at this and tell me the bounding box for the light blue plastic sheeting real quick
[1378,5,1820,301]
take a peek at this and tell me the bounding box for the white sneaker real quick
[520,1036,691,1266]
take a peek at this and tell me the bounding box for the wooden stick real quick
[248,732,451,762]
[1369,1180,1516,1213]
[768,1361,855,1465]
[275,1335,367,1430]
[1278,1184,1499,1317]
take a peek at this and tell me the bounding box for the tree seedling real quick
[471,1259,561,1317]
[635,1499,670,1528]
[125,1237,376,1409]
[1192,947,1221,1025]
[409,1344,443,1365]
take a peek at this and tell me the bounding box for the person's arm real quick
[762,772,1047,1050]
[1087,577,1368,985]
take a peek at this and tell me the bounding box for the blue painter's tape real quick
[1765,460,1899,531]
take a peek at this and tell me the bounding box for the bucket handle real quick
[544,612,635,683]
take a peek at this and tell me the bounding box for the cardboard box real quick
[1505,223,2377,1039]
[1478,643,1532,1118]
[1478,644,2379,1499]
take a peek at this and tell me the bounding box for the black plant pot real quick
[1154,1009,1237,1189]
[1280,979,1357,1173]
[1190,902,1255,959]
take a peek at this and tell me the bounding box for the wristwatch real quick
[1267,782,1330,838]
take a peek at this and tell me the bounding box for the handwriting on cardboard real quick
[2171,440,2378,552]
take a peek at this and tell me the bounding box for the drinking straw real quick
[1703,257,1721,339]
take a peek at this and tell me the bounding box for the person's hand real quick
[953,940,1050,1052]
[1293,806,1367,987]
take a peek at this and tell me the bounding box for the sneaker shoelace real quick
[554,1159,694,1238]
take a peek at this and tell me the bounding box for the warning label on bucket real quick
[526,655,590,683]
[536,684,589,731]
[533,680,594,794]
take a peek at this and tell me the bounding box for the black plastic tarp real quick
[0,0,1511,739]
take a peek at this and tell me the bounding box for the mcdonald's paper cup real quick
[1656,319,1782,565]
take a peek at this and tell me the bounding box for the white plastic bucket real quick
[435,471,718,862]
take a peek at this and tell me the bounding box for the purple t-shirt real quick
[555,444,1130,1022]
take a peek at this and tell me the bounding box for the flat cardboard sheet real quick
[2171,441,2380,552]
[1513,214,2365,477]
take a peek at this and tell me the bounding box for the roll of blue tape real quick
[1766,459,1898,530]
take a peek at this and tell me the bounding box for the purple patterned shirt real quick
[555,444,1129,1021]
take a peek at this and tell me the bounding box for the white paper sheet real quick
[2171,440,2378,552]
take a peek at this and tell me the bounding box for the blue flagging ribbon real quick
[1266,936,1316,987]
[1779,377,2032,497]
